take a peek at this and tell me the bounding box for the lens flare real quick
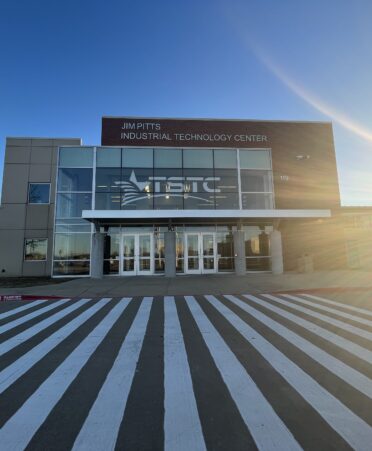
[252,47,372,143]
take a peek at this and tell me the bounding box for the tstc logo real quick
[116,171,221,206]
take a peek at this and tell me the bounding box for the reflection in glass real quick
[139,235,151,257]
[240,170,272,192]
[214,169,238,192]
[203,235,214,256]
[218,258,234,271]
[121,194,154,210]
[123,236,135,257]
[95,193,122,210]
[53,260,90,275]
[123,259,135,271]
[56,193,92,218]
[58,168,92,192]
[154,148,182,168]
[103,259,119,274]
[214,149,237,168]
[239,150,271,169]
[28,183,50,204]
[203,257,214,270]
[96,148,121,167]
[24,238,47,261]
[187,235,199,257]
[95,168,121,192]
[122,148,153,167]
[155,259,165,273]
[183,149,213,168]
[184,193,215,209]
[242,193,273,209]
[215,193,239,209]
[154,195,183,210]
[246,257,271,271]
[188,258,199,270]
[59,147,93,167]
[139,259,151,270]
[54,233,91,260]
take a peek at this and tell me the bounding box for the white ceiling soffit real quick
[82,209,331,220]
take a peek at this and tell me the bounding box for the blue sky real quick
[1,0,372,205]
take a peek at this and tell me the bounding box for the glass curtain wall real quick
[93,147,271,210]
[243,225,272,271]
[240,150,274,209]
[53,147,93,275]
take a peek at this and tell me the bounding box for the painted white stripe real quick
[72,297,153,451]
[0,298,113,394]
[243,294,372,364]
[0,300,47,321]
[206,295,372,451]
[223,295,372,398]
[0,298,71,334]
[0,299,91,356]
[282,294,372,328]
[301,293,372,318]
[185,296,301,451]
[263,294,372,341]
[0,298,131,451]
[163,296,206,451]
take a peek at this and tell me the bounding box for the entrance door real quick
[185,233,217,274]
[121,233,153,275]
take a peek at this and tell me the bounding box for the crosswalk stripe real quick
[0,298,71,334]
[0,298,131,451]
[282,293,372,327]
[0,298,112,394]
[164,296,206,451]
[0,298,91,357]
[185,295,302,451]
[206,295,372,450]
[243,294,372,364]
[263,294,372,341]
[223,295,372,398]
[302,293,372,318]
[0,300,47,321]
[72,297,152,451]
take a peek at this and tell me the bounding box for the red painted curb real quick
[0,295,64,302]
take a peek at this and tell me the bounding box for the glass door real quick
[185,233,201,274]
[121,233,153,275]
[202,233,216,273]
[122,234,136,275]
[185,233,217,274]
[138,234,153,275]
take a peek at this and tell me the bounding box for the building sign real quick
[102,117,269,148]
[118,170,221,206]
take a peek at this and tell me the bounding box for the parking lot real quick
[0,290,371,450]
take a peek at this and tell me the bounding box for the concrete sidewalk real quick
[1,270,372,297]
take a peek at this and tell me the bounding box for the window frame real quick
[28,182,51,205]
[24,238,48,261]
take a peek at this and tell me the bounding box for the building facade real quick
[0,117,346,278]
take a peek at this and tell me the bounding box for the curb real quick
[272,286,372,294]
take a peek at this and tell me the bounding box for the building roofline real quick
[102,115,332,125]
[6,136,82,141]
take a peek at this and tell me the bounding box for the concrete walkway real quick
[1,270,372,297]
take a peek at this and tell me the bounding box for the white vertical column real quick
[270,229,284,274]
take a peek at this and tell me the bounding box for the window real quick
[24,238,48,261]
[59,147,93,167]
[58,168,93,192]
[239,150,273,209]
[28,183,50,204]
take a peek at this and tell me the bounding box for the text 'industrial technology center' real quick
[0,117,345,278]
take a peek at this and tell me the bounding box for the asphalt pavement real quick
[0,291,371,450]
